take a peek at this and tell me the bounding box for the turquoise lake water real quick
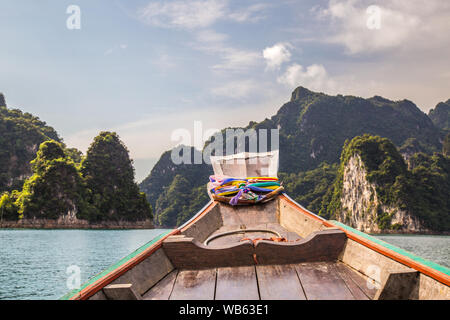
[0,229,169,300]
[375,234,450,269]
[0,230,448,300]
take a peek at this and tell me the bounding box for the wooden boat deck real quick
[206,222,302,247]
[68,196,449,300]
[143,262,377,300]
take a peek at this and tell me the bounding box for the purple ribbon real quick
[229,189,244,206]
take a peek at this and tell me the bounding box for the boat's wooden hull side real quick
[62,193,449,300]
[61,201,219,300]
[61,230,179,300]
[279,194,450,299]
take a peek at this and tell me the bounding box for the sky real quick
[1,0,450,181]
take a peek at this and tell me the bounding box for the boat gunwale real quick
[63,194,449,300]
[62,201,217,300]
[279,194,450,287]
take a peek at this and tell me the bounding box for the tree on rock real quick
[15,140,89,220]
[443,133,450,156]
[0,191,20,221]
[81,132,152,222]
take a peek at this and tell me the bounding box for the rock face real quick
[428,99,450,132]
[0,93,5,107]
[141,87,444,227]
[337,155,428,233]
[0,98,61,191]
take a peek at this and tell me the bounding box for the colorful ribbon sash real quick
[209,176,281,206]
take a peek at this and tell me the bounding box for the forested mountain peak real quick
[429,99,450,132]
[140,87,446,228]
[0,95,61,191]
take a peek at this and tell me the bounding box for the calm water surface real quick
[375,234,450,268]
[0,229,169,300]
[0,230,448,300]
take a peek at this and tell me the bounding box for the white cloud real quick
[137,1,268,72]
[211,80,258,99]
[211,47,262,72]
[317,0,450,54]
[137,0,269,29]
[193,33,262,72]
[228,3,269,23]
[277,63,336,93]
[137,0,227,29]
[150,52,177,72]
[263,43,292,69]
[195,29,229,43]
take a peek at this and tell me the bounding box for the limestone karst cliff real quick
[321,135,449,233]
[337,154,427,233]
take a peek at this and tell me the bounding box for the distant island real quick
[0,93,152,229]
[1,88,449,233]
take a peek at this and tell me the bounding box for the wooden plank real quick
[109,247,174,295]
[207,223,302,247]
[255,229,346,265]
[333,263,370,300]
[170,269,217,300]
[266,223,302,241]
[206,226,251,247]
[215,266,259,300]
[375,271,419,300]
[219,200,278,226]
[103,284,142,300]
[143,270,178,300]
[295,262,355,300]
[163,236,255,268]
[181,203,222,243]
[256,264,306,300]
[335,262,378,299]
[279,197,325,238]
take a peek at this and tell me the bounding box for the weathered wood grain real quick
[170,269,217,300]
[256,264,306,300]
[333,263,370,300]
[109,247,174,295]
[218,200,278,226]
[163,236,255,268]
[334,262,378,299]
[103,284,142,300]
[143,269,178,300]
[181,204,222,243]
[339,238,414,288]
[255,229,346,265]
[295,262,354,300]
[279,197,326,238]
[215,266,259,300]
[375,271,419,300]
[205,223,302,247]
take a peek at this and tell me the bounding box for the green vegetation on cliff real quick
[444,133,450,156]
[14,140,90,220]
[140,146,210,227]
[0,103,61,192]
[140,87,446,228]
[272,88,441,173]
[280,162,338,214]
[0,132,152,223]
[429,99,450,133]
[81,132,152,222]
[321,135,450,231]
[154,175,209,227]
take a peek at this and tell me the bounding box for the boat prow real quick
[61,194,450,300]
